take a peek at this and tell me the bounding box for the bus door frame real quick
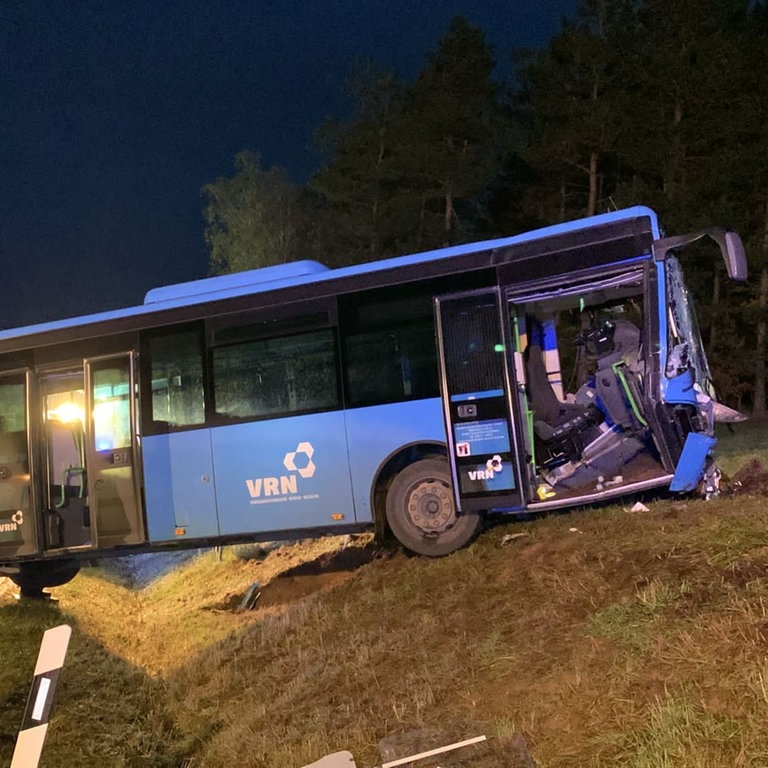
[0,368,42,558]
[434,287,528,513]
[83,352,146,550]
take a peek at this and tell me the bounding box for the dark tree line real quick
[202,1,768,413]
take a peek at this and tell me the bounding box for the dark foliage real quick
[203,1,768,412]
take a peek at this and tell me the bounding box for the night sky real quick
[0,1,577,329]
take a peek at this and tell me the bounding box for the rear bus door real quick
[434,289,525,512]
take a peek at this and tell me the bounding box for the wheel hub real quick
[406,478,455,534]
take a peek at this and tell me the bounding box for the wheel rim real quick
[405,476,456,534]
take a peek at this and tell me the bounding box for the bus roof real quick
[0,206,659,348]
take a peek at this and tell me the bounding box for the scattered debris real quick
[701,458,722,500]
[378,728,535,767]
[630,501,650,513]
[501,532,530,546]
[302,751,356,768]
[238,582,262,611]
[595,475,624,491]
[380,734,486,767]
[300,734,499,768]
[536,483,556,500]
[569,527,582,534]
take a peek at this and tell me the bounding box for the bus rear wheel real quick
[385,457,480,557]
[9,560,81,598]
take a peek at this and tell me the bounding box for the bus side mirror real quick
[653,227,748,282]
[723,230,747,281]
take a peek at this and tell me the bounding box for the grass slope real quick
[2,422,768,767]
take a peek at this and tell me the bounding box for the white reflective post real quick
[11,624,72,768]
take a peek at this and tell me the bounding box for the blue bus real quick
[0,206,747,595]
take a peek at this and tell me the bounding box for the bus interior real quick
[510,266,668,502]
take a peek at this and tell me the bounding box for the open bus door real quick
[435,289,526,513]
[39,353,145,553]
[0,369,39,559]
[85,353,145,549]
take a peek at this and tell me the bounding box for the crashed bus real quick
[0,206,747,594]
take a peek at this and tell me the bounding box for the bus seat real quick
[524,344,600,464]
[588,318,646,431]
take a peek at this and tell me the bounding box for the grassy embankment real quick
[2,421,768,767]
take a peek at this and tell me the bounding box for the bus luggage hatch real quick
[435,289,524,512]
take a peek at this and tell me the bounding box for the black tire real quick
[9,559,81,598]
[385,457,481,557]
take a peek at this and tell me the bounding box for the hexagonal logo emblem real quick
[283,441,316,478]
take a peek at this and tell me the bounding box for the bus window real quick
[212,328,339,420]
[665,255,712,393]
[92,366,131,451]
[341,290,439,407]
[147,326,205,430]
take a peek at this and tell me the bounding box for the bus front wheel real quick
[385,457,480,557]
[9,560,81,598]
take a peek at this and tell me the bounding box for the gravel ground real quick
[105,549,208,588]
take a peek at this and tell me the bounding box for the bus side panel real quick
[344,398,446,522]
[210,411,355,536]
[143,430,220,542]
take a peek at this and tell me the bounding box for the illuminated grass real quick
[0,425,767,766]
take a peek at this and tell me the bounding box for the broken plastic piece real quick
[301,751,356,768]
[536,484,556,500]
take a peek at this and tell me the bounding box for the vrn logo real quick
[468,455,504,481]
[246,441,316,498]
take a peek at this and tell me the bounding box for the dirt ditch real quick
[216,542,383,612]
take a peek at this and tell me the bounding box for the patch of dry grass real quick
[2,422,768,766]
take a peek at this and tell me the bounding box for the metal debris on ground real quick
[380,735,486,767]
[302,730,537,768]
[238,582,262,611]
[501,532,530,545]
[701,459,722,500]
[630,501,650,512]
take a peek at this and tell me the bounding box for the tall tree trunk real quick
[559,178,567,221]
[443,187,453,247]
[587,151,598,217]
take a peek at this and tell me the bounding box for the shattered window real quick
[665,256,712,392]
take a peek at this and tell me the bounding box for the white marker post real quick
[11,624,72,768]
